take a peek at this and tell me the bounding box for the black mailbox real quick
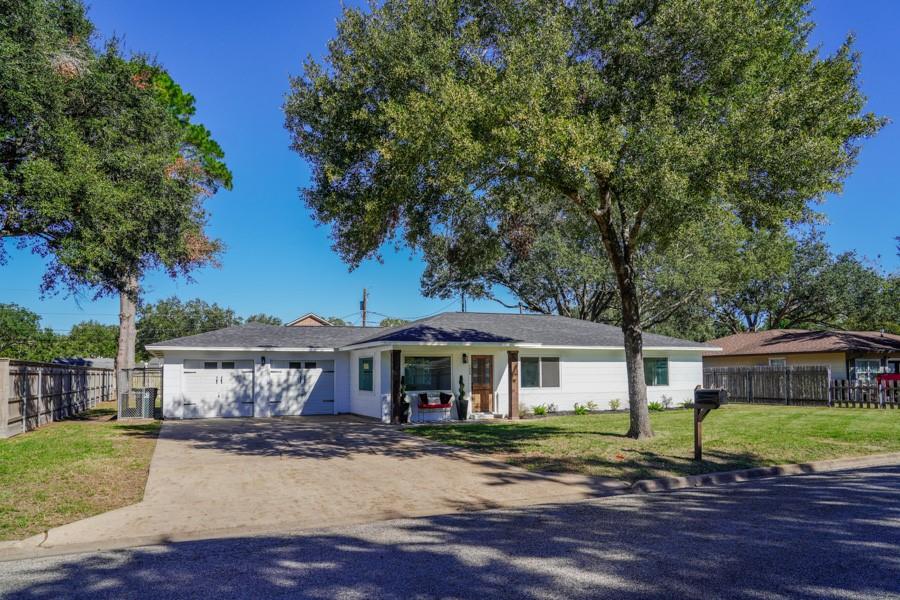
[694,388,727,409]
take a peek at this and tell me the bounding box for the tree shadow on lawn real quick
[6,465,900,600]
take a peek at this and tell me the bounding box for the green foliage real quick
[647,401,665,412]
[136,297,242,360]
[585,401,598,412]
[0,304,117,361]
[245,313,283,326]
[378,317,410,327]
[326,316,350,326]
[609,399,621,411]
[573,403,588,416]
[532,404,548,416]
[1,0,232,298]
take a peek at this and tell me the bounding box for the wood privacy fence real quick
[704,366,832,406]
[1,359,115,438]
[704,365,900,408]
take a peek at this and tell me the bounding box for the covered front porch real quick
[376,346,522,424]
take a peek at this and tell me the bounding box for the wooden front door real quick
[471,356,494,413]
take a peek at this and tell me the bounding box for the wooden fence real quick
[704,366,832,406]
[704,365,900,408]
[1,359,116,438]
[830,379,900,408]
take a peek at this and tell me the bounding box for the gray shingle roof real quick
[146,313,713,351]
[146,322,385,350]
[348,312,712,349]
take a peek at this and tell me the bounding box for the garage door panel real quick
[182,360,254,418]
[261,360,334,416]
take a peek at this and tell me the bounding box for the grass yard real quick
[0,402,160,541]
[410,404,900,482]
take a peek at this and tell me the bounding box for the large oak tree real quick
[285,0,881,437]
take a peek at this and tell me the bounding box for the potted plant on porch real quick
[398,376,411,424]
[456,375,469,421]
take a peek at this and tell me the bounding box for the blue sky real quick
[2,0,898,333]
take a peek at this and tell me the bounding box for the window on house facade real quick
[643,358,669,386]
[521,357,560,388]
[358,357,373,391]
[768,358,787,367]
[404,357,451,391]
[854,359,881,383]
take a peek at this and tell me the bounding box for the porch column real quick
[507,350,519,420]
[391,349,402,424]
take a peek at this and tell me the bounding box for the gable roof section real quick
[146,322,384,352]
[705,329,900,357]
[285,312,333,326]
[345,312,714,350]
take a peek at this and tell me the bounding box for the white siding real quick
[518,348,705,412]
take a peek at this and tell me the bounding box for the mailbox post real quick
[693,388,727,461]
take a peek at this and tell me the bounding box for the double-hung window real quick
[521,357,560,388]
[643,358,669,386]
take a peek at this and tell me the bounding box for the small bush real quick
[681,399,694,409]
[609,398,621,411]
[532,404,548,416]
[647,401,665,411]
[547,402,558,413]
[661,395,673,409]
[573,403,588,415]
[585,401,599,412]
[519,405,532,418]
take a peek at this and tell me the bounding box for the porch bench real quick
[413,393,454,422]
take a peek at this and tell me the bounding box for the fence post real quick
[784,368,791,406]
[0,359,9,434]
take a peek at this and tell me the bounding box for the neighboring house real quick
[286,312,333,327]
[703,329,900,381]
[146,312,716,421]
[52,357,116,369]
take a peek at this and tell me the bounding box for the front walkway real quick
[12,417,624,553]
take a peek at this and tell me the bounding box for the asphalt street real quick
[2,465,899,599]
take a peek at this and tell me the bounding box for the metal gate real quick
[118,367,163,419]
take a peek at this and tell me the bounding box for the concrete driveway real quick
[20,417,621,553]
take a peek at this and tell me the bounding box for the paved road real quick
[2,465,899,599]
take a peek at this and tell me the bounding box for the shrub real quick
[585,401,599,412]
[547,402,558,413]
[519,404,532,418]
[532,404,548,416]
[647,401,665,411]
[681,399,694,409]
[573,403,588,415]
[609,398,621,411]
[660,395,673,409]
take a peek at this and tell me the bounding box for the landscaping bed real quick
[410,404,900,482]
[0,402,160,540]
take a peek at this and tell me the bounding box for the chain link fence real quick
[119,367,162,419]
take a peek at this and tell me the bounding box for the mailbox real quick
[694,388,727,409]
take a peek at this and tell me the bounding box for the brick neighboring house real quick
[703,329,900,382]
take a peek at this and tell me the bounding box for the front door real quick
[471,356,494,413]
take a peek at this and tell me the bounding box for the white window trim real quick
[520,356,561,389]
[854,358,881,382]
[768,357,787,367]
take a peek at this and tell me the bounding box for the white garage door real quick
[260,360,335,416]
[183,360,254,418]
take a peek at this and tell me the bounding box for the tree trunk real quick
[620,276,653,439]
[115,275,139,399]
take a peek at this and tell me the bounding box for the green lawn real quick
[0,403,160,540]
[410,405,900,482]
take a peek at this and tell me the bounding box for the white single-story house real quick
[146,312,717,422]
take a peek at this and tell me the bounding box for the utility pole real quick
[360,288,368,327]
